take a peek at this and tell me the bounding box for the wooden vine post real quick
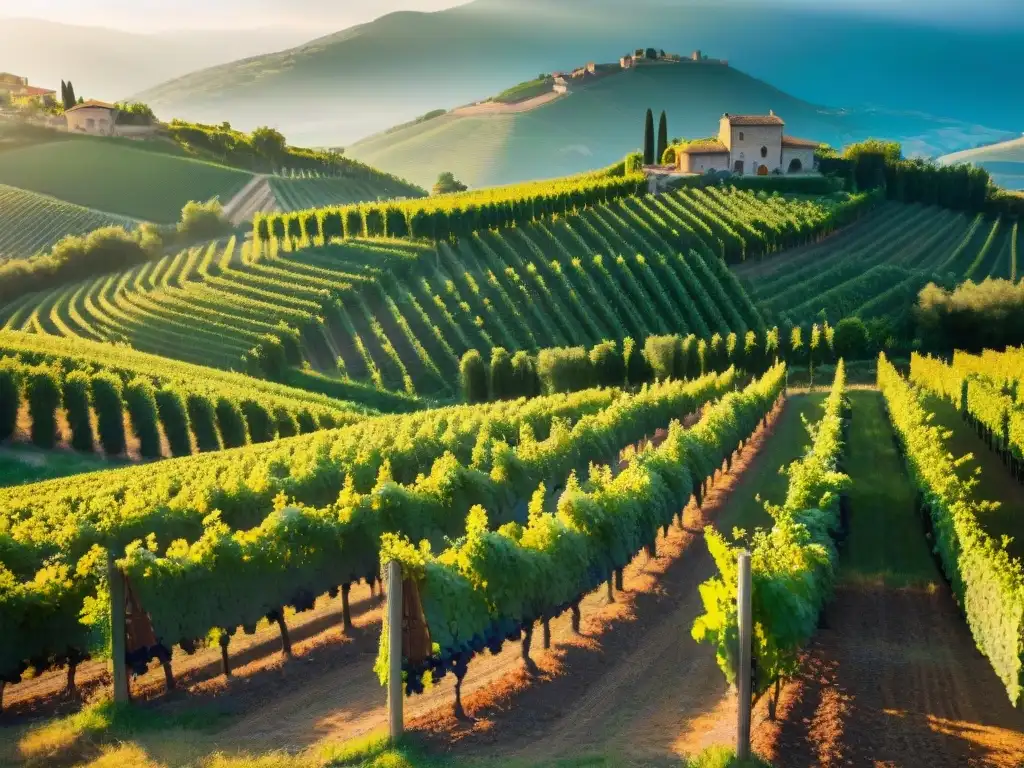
[385,560,404,742]
[107,552,130,703]
[736,550,753,760]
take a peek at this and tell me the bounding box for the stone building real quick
[677,112,822,175]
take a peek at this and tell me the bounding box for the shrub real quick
[62,370,95,452]
[241,400,276,443]
[489,347,515,400]
[344,208,363,238]
[274,406,300,438]
[176,200,231,243]
[90,372,127,456]
[248,335,288,380]
[679,335,701,379]
[916,278,1024,353]
[644,335,681,381]
[590,341,625,387]
[832,317,870,360]
[124,377,162,459]
[460,350,488,403]
[296,408,318,434]
[186,393,221,452]
[686,746,773,768]
[536,346,593,394]
[510,351,539,398]
[215,397,249,448]
[25,365,62,449]
[0,358,22,442]
[155,388,192,457]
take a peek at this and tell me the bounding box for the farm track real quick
[753,584,1024,768]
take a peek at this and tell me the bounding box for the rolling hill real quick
[133,0,1024,150]
[346,63,1003,189]
[940,137,1024,191]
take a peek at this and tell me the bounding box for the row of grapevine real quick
[253,174,649,245]
[694,361,849,715]
[1,372,736,689]
[378,364,787,703]
[878,354,1024,704]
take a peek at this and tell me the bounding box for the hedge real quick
[215,397,249,449]
[241,400,277,444]
[274,406,300,438]
[0,358,21,442]
[460,350,487,404]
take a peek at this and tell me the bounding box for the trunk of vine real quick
[453,675,469,721]
[0,681,5,715]
[65,659,78,698]
[275,612,293,658]
[341,583,353,633]
[768,677,781,721]
[646,539,657,559]
[606,578,615,603]
[160,656,175,692]
[542,618,551,649]
[615,568,624,592]
[220,634,232,678]
[522,623,537,673]
[571,602,581,634]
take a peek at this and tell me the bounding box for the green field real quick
[0,137,253,223]
[738,201,1023,326]
[270,174,422,212]
[493,76,553,104]
[0,183,140,261]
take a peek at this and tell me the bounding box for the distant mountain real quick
[940,137,1024,191]
[133,0,1024,149]
[0,18,313,101]
[345,63,1009,189]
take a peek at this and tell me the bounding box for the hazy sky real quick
[2,0,469,31]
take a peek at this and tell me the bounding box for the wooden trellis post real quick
[385,560,403,741]
[107,552,129,703]
[736,550,753,759]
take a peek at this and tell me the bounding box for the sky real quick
[1,0,469,32]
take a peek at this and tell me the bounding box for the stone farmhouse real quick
[65,100,119,135]
[677,112,822,175]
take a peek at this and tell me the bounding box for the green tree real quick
[656,111,668,165]
[64,81,77,110]
[251,126,287,160]
[832,317,870,360]
[643,109,655,165]
[433,171,468,196]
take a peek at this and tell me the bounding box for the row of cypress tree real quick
[0,358,330,458]
[643,109,669,166]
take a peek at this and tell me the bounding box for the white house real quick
[65,100,118,135]
[678,112,821,175]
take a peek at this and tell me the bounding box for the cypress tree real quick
[62,370,95,452]
[66,81,77,107]
[0,358,21,442]
[657,111,668,164]
[26,365,62,450]
[60,80,68,108]
[643,109,655,165]
[90,372,127,456]
[155,388,192,457]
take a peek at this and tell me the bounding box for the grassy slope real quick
[923,392,1024,562]
[0,137,252,223]
[0,183,140,262]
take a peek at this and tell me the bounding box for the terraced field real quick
[0,183,140,261]
[0,186,833,397]
[738,202,1023,324]
[0,138,253,223]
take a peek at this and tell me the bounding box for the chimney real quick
[769,109,775,116]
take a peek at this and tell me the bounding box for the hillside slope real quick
[133,0,1024,149]
[940,137,1024,191]
[347,64,990,189]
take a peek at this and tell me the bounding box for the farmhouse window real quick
[760,146,768,158]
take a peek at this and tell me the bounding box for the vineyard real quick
[0,139,253,223]
[269,171,424,214]
[740,202,1023,325]
[0,184,140,262]
[0,370,738,696]
[0,184,870,398]
[0,330,367,462]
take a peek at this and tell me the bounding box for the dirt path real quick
[752,390,1024,767]
[450,91,563,117]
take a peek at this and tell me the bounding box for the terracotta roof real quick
[680,139,728,155]
[66,100,117,113]
[723,113,784,126]
[782,135,822,149]
[20,86,55,97]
